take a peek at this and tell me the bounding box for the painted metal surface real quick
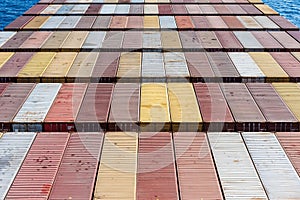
[142,52,165,80]
[271,52,300,80]
[0,32,16,47]
[233,31,263,49]
[164,52,189,78]
[117,52,141,79]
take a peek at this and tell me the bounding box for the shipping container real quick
[194,83,235,131]
[82,31,106,49]
[143,31,161,48]
[115,4,130,14]
[247,83,298,131]
[41,16,66,29]
[5,132,69,200]
[142,52,165,82]
[233,31,263,49]
[186,4,202,14]
[196,31,222,49]
[200,5,217,14]
[137,132,178,200]
[191,16,210,28]
[240,4,262,14]
[67,52,98,82]
[144,4,158,14]
[158,4,172,15]
[255,4,278,14]
[76,83,114,131]
[44,83,87,131]
[110,16,128,29]
[173,132,222,199]
[49,132,103,200]
[144,16,159,29]
[228,52,265,82]
[221,83,266,131]
[0,32,16,47]
[171,4,188,14]
[0,83,9,96]
[215,31,243,49]
[248,52,289,82]
[269,15,298,29]
[91,52,120,82]
[269,31,300,50]
[0,52,34,82]
[127,16,143,29]
[208,132,267,199]
[117,52,141,82]
[85,4,102,15]
[272,83,300,121]
[226,5,247,14]
[168,83,202,131]
[140,83,170,131]
[129,4,143,14]
[122,31,143,49]
[92,16,112,29]
[213,4,231,14]
[175,16,194,29]
[61,31,88,49]
[0,52,14,68]
[17,52,56,83]
[56,5,75,14]
[58,16,81,29]
[243,132,300,199]
[41,4,62,14]
[0,132,36,200]
[252,31,284,49]
[101,31,124,49]
[23,16,49,29]
[1,31,33,49]
[253,16,279,29]
[159,16,176,29]
[4,16,34,30]
[289,31,300,43]
[271,53,300,81]
[12,83,61,132]
[25,4,47,14]
[19,31,52,49]
[292,52,300,61]
[276,132,300,176]
[222,16,245,29]
[164,52,189,80]
[100,4,116,14]
[42,31,70,49]
[179,31,201,49]
[0,83,35,131]
[237,16,262,29]
[108,83,140,131]
[207,16,228,29]
[94,132,137,200]
[69,4,89,14]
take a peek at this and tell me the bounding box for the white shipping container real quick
[0,132,36,199]
[208,132,268,199]
[115,5,130,14]
[13,83,61,123]
[144,5,159,14]
[142,52,165,78]
[41,5,62,14]
[143,31,162,48]
[233,31,264,49]
[82,31,106,49]
[0,32,16,47]
[56,5,75,14]
[254,16,279,29]
[131,0,144,2]
[58,16,81,29]
[243,132,300,200]
[41,16,66,29]
[164,52,189,77]
[69,5,89,14]
[159,16,177,29]
[100,5,116,14]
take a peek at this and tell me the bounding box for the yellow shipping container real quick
[255,4,278,15]
[249,52,289,82]
[144,16,160,29]
[117,52,141,80]
[161,31,182,49]
[17,52,56,82]
[23,16,50,29]
[168,83,202,131]
[273,83,300,121]
[0,52,14,68]
[42,31,71,49]
[61,31,88,49]
[94,132,137,200]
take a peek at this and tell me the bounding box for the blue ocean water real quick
[0,0,299,30]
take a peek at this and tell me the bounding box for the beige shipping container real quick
[42,31,70,49]
[117,52,141,81]
[23,16,50,29]
[161,31,182,49]
[61,31,88,49]
[144,16,159,29]
[255,4,278,14]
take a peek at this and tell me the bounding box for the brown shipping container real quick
[215,31,243,49]
[85,4,102,15]
[252,31,284,49]
[194,83,235,131]
[76,83,114,131]
[288,31,300,43]
[1,31,33,49]
[19,31,52,49]
[175,16,194,29]
[127,16,143,29]
[269,31,300,50]
[44,83,88,132]
[0,83,35,131]
[123,31,143,49]
[92,16,112,29]
[75,16,97,29]
[5,133,70,200]
[137,132,179,200]
[4,16,34,30]
[240,4,262,14]
[24,4,47,15]
[221,83,267,131]
[173,132,223,200]
[49,132,104,200]
[191,16,210,29]
[269,16,299,29]
[222,16,245,29]
[110,16,128,29]
[158,5,173,15]
[247,83,299,131]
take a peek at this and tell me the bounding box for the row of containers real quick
[6,15,298,31]
[0,82,299,132]
[22,3,278,16]
[0,30,300,51]
[1,131,300,199]
[0,51,299,83]
[38,0,266,4]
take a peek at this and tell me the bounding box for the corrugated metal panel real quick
[101,31,124,49]
[186,4,202,14]
[276,132,300,176]
[243,132,300,199]
[255,4,278,14]
[117,52,141,80]
[13,83,61,131]
[19,31,52,49]
[0,83,35,129]
[44,83,87,132]
[215,31,243,49]
[143,31,161,48]
[127,16,143,29]
[168,83,202,131]
[137,132,178,200]
[221,83,266,131]
[129,4,143,14]
[161,31,182,49]
[269,16,298,29]
[207,16,228,29]
[58,16,81,29]
[158,4,172,15]
[69,4,89,14]
[269,31,300,49]
[237,16,262,29]
[115,5,130,14]
[94,132,137,200]
[61,31,88,49]
[92,16,112,29]
[1,31,33,49]
[179,31,201,49]
[140,83,170,131]
[144,16,159,28]
[0,52,34,82]
[144,4,158,14]
[254,16,279,29]
[49,132,103,200]
[272,83,300,121]
[0,132,36,200]
[159,16,176,29]
[249,52,288,81]
[41,4,62,14]
[42,31,70,49]
[208,132,267,199]
[0,32,16,47]
[23,16,49,29]
[234,31,263,49]
[164,52,189,78]
[5,132,69,200]
[196,31,222,49]
[67,52,98,82]
[108,83,140,131]
[76,16,97,29]
[175,16,194,29]
[0,52,14,68]
[194,83,234,131]
[172,5,187,14]
[185,52,215,79]
[228,52,265,82]
[173,132,222,200]
[123,31,143,49]
[222,16,245,29]
[252,31,284,49]
[271,52,300,80]
[110,16,128,29]
[247,83,298,131]
[17,52,56,82]
[100,4,116,14]
[200,5,217,14]
[142,52,165,79]
[41,16,66,29]
[82,31,106,49]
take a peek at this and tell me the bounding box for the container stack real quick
[0,0,300,199]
